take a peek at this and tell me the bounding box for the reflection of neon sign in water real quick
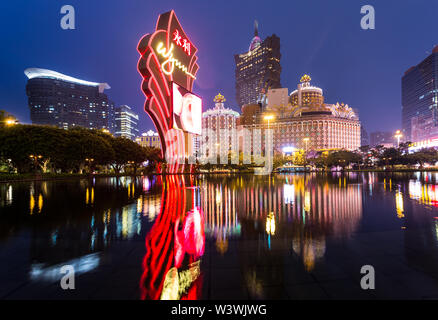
[160,260,200,300]
[140,176,204,300]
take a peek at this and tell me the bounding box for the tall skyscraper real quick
[402,45,438,142]
[114,105,139,140]
[25,68,114,131]
[234,21,281,108]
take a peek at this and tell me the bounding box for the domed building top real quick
[300,74,311,83]
[203,93,240,117]
[285,75,358,120]
[213,93,226,103]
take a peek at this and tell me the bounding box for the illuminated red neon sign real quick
[173,29,191,55]
[137,10,200,173]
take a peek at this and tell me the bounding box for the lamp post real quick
[29,154,42,173]
[85,158,94,175]
[395,130,403,148]
[5,119,17,126]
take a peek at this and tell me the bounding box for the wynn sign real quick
[137,10,201,173]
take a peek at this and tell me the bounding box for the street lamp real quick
[5,119,16,126]
[29,154,43,172]
[303,137,310,151]
[395,130,403,147]
[263,114,274,130]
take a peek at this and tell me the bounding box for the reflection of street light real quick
[395,130,402,147]
[266,212,275,235]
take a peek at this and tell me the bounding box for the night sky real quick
[1,0,437,134]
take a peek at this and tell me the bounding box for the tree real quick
[326,150,362,169]
[378,148,402,168]
[406,148,438,168]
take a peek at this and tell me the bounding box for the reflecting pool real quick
[2,172,438,299]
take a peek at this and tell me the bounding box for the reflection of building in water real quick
[200,183,241,254]
[396,191,405,218]
[409,179,438,207]
[239,175,363,238]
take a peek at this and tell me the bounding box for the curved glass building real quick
[25,68,114,131]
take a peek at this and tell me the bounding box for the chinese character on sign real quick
[173,29,191,55]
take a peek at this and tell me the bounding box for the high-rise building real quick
[234,21,281,108]
[240,75,361,152]
[114,105,139,140]
[25,68,114,131]
[369,131,394,147]
[135,130,161,149]
[201,93,240,159]
[402,45,438,142]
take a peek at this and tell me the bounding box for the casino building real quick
[25,68,114,132]
[240,75,361,153]
[234,21,281,107]
[201,94,240,159]
[136,130,161,149]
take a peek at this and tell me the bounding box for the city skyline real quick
[1,1,438,134]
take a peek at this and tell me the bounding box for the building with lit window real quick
[25,68,114,131]
[136,130,161,149]
[201,94,240,159]
[114,105,139,140]
[240,75,361,153]
[402,45,438,142]
[234,21,281,107]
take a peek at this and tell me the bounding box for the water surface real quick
[1,172,438,299]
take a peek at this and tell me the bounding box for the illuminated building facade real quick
[201,94,240,158]
[402,45,438,142]
[25,68,114,131]
[241,75,361,152]
[136,130,161,149]
[234,21,281,107]
[114,105,139,140]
